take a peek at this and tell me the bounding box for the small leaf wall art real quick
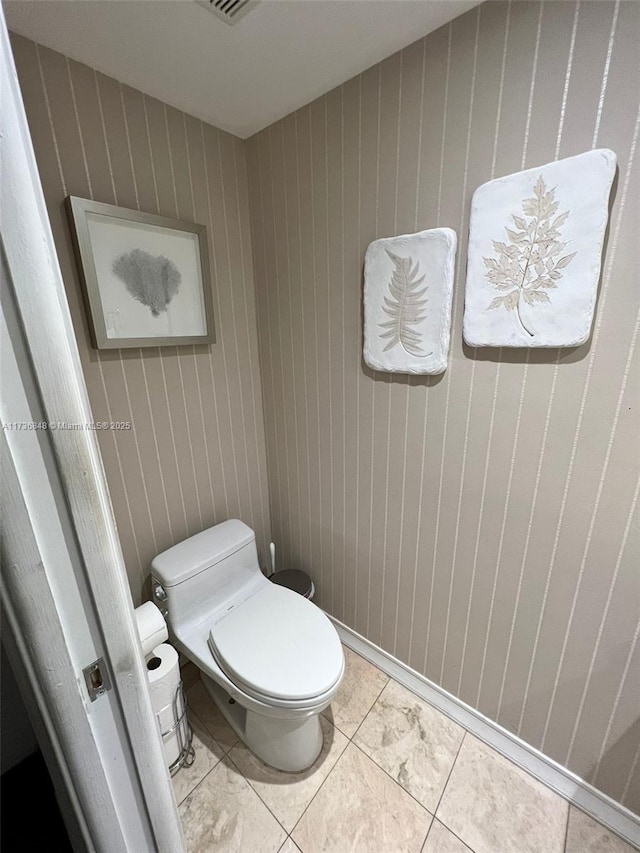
[379,250,432,357]
[463,149,617,348]
[364,228,457,375]
[484,177,576,337]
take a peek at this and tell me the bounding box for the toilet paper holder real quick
[160,682,195,776]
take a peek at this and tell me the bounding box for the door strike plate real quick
[83,658,112,702]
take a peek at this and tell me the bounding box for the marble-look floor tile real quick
[172,716,224,806]
[437,735,568,853]
[187,679,238,753]
[292,743,432,853]
[565,806,639,852]
[229,716,349,831]
[181,661,200,691]
[179,757,286,853]
[322,646,389,738]
[422,820,472,853]
[355,680,464,812]
[278,839,303,853]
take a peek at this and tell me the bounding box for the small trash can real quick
[270,569,315,600]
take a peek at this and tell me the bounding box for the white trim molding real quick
[330,616,640,851]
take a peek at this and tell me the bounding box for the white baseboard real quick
[329,616,640,851]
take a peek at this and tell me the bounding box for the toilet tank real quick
[151,520,261,629]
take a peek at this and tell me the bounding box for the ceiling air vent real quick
[196,0,260,26]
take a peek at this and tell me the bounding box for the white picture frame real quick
[66,196,215,349]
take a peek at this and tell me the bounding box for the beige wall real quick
[11,34,272,604]
[11,0,639,813]
[246,0,639,811]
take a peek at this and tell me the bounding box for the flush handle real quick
[153,582,168,602]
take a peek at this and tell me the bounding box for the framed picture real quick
[66,196,215,349]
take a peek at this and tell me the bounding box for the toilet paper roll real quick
[135,601,168,656]
[147,643,183,768]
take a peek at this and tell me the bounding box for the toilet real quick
[150,519,344,772]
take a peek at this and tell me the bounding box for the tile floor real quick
[175,646,638,853]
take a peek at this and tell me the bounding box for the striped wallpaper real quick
[10,33,272,604]
[10,0,639,815]
[246,1,639,811]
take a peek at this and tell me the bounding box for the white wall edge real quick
[329,616,640,851]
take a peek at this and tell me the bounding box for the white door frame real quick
[1,10,185,851]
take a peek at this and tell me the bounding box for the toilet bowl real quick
[150,520,344,772]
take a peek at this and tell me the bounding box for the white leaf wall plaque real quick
[463,149,616,348]
[364,228,457,374]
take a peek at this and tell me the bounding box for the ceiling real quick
[4,0,480,139]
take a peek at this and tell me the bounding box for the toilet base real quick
[200,673,324,772]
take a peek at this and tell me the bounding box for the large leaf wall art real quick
[364,228,457,374]
[463,149,617,347]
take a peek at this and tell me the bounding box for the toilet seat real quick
[208,584,343,702]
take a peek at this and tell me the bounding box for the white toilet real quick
[150,520,344,772]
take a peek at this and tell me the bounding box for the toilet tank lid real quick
[151,520,255,587]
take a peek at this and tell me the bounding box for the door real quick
[0,10,185,852]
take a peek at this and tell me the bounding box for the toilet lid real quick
[208,584,344,701]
